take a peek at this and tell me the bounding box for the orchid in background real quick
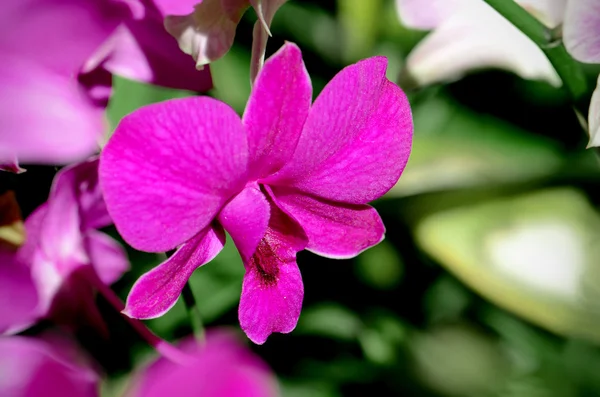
[165,0,287,81]
[0,158,129,334]
[125,330,279,397]
[0,335,100,397]
[0,0,212,168]
[100,42,413,344]
[395,0,564,87]
[563,0,600,147]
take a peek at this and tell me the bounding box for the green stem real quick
[483,0,588,102]
[182,282,205,342]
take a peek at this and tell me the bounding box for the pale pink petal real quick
[270,187,385,259]
[85,230,129,285]
[266,57,412,205]
[396,0,465,29]
[564,0,600,63]
[124,226,226,319]
[164,0,249,67]
[218,184,270,262]
[517,0,566,28]
[0,248,39,334]
[587,76,600,147]
[0,56,106,165]
[127,331,279,397]
[243,42,311,179]
[0,336,99,397]
[239,204,306,344]
[400,1,560,86]
[248,0,287,82]
[100,97,248,252]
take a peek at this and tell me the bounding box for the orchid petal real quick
[0,0,125,76]
[151,0,198,15]
[248,0,287,82]
[49,158,111,232]
[244,42,311,179]
[588,76,600,147]
[0,336,99,397]
[0,159,25,174]
[124,225,225,319]
[517,0,566,28]
[396,0,464,29]
[218,185,270,262]
[128,331,279,397]
[239,204,306,344]
[270,187,385,259]
[397,0,560,87]
[86,230,129,285]
[266,57,412,205]
[564,0,600,63]
[100,97,248,252]
[165,0,249,68]
[84,17,212,92]
[0,249,38,334]
[0,56,106,165]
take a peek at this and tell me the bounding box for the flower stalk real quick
[182,282,206,342]
[483,0,587,103]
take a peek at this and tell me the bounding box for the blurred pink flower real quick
[126,330,279,397]
[100,42,413,344]
[164,0,287,81]
[563,0,600,147]
[396,0,564,86]
[0,335,99,397]
[0,0,212,168]
[0,158,129,334]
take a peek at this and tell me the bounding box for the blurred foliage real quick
[9,0,600,396]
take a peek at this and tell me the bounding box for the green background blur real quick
[12,0,600,395]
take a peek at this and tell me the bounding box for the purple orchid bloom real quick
[563,0,600,147]
[0,335,99,397]
[125,330,279,397]
[100,42,413,344]
[0,0,212,168]
[0,158,129,334]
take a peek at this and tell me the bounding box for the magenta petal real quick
[0,56,106,165]
[100,97,248,252]
[218,184,270,261]
[239,204,306,344]
[124,226,226,319]
[0,249,39,334]
[86,230,129,285]
[87,17,212,92]
[270,187,385,259]
[128,331,279,397]
[0,336,99,397]
[266,57,413,205]
[564,0,600,63]
[244,42,312,179]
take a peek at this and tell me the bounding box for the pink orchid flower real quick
[164,0,287,81]
[0,158,129,334]
[563,0,600,147]
[396,0,564,86]
[0,0,212,168]
[0,335,99,397]
[100,42,413,343]
[126,330,279,397]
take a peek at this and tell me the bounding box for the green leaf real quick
[415,188,600,343]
